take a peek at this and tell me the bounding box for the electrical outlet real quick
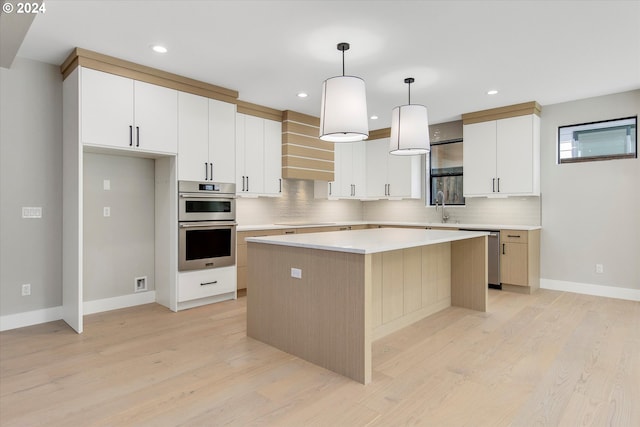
[103,179,111,190]
[21,284,31,296]
[595,264,604,274]
[103,207,111,217]
[134,276,147,292]
[291,268,302,279]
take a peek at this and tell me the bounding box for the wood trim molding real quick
[462,101,541,125]
[367,128,391,140]
[236,100,283,121]
[60,47,239,104]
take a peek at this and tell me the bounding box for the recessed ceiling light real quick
[487,89,498,95]
[297,92,308,98]
[370,115,379,120]
[152,45,168,54]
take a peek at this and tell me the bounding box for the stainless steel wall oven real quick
[178,181,236,271]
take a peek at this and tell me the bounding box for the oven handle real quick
[179,221,237,228]
[179,193,236,199]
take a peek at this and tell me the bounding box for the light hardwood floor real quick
[1,289,638,426]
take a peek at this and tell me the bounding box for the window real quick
[428,140,465,205]
[558,116,637,163]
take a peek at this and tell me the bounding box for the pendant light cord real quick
[404,77,415,105]
[342,49,345,76]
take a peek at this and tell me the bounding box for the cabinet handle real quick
[502,243,506,255]
[246,176,249,191]
[284,230,295,234]
[507,234,521,238]
[129,126,133,146]
[201,281,218,286]
[329,182,332,196]
[497,177,500,192]
[279,178,282,193]
[136,126,140,147]
[387,183,391,196]
[210,163,213,181]
[242,176,246,192]
[492,178,495,192]
[205,162,209,180]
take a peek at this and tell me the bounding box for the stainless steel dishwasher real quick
[461,229,501,289]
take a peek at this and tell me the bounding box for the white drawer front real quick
[178,267,236,302]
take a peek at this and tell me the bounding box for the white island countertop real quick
[246,227,489,254]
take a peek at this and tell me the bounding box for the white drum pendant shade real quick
[389,104,430,155]
[390,77,430,155]
[320,75,369,142]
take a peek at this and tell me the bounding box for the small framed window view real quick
[558,116,637,163]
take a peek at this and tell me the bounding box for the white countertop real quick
[237,221,541,232]
[246,228,489,254]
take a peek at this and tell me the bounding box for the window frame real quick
[557,115,637,164]
[427,138,465,206]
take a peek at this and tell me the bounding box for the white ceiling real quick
[15,0,640,128]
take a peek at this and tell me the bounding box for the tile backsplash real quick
[363,196,541,226]
[236,179,363,225]
[237,179,541,226]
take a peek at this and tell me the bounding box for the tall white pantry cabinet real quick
[63,66,179,333]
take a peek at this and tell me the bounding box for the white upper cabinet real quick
[263,119,283,195]
[463,112,540,197]
[328,141,366,199]
[178,93,236,182]
[81,67,177,154]
[208,99,236,183]
[365,138,421,199]
[178,92,209,181]
[236,113,282,197]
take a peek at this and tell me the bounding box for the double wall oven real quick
[178,181,236,271]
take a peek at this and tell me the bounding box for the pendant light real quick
[319,42,369,142]
[389,77,430,155]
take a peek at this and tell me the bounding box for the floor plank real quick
[1,289,638,426]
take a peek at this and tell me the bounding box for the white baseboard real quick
[83,291,157,315]
[0,306,63,332]
[540,278,640,302]
[0,292,158,332]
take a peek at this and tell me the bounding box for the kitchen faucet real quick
[435,190,450,223]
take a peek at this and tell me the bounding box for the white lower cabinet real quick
[178,266,236,303]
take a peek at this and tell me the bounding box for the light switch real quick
[103,179,111,190]
[22,207,42,219]
[291,268,302,279]
[103,207,111,217]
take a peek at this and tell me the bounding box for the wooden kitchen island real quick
[246,228,488,384]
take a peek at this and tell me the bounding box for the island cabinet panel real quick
[422,243,451,307]
[451,237,488,311]
[382,250,404,323]
[371,243,454,341]
[246,243,371,384]
[403,247,423,314]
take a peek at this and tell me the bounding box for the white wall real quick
[0,58,63,316]
[540,90,640,292]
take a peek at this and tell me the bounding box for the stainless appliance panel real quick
[179,221,236,271]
